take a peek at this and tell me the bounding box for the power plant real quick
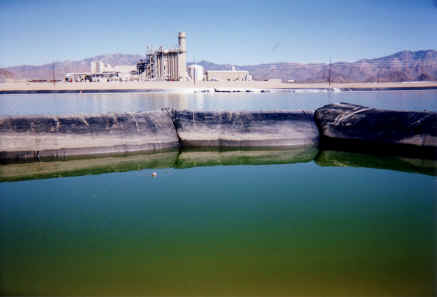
[137,32,188,81]
[137,32,251,82]
[65,32,252,83]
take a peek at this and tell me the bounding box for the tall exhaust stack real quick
[178,32,187,80]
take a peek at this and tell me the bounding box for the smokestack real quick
[178,32,187,80]
[178,32,186,53]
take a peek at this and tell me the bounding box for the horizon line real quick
[1,48,436,69]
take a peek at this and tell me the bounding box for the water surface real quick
[1,89,437,115]
[1,149,436,296]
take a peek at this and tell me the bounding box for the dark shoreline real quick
[0,88,165,94]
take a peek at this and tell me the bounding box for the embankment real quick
[0,110,319,162]
[1,104,436,163]
[172,110,318,148]
[0,112,179,162]
[315,103,437,158]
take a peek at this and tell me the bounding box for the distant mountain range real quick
[0,69,15,81]
[1,50,436,83]
[193,50,437,83]
[0,54,143,82]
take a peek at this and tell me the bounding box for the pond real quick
[1,89,437,115]
[0,90,436,296]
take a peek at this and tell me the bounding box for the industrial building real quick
[137,32,188,81]
[206,66,252,81]
[91,61,108,74]
[65,62,137,82]
[188,64,204,82]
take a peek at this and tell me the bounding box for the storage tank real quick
[188,64,204,82]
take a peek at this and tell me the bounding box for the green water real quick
[0,149,436,296]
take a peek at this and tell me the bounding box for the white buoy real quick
[152,172,157,177]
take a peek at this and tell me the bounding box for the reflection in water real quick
[316,150,437,176]
[0,147,318,182]
[175,146,318,168]
[1,147,436,182]
[0,150,179,182]
[82,92,191,113]
[1,90,437,116]
[0,92,191,116]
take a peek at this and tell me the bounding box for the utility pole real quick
[52,63,56,86]
[193,56,196,87]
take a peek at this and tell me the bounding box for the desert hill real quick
[1,50,436,83]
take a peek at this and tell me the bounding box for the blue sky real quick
[0,0,436,67]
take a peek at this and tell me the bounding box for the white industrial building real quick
[206,66,252,82]
[188,64,204,82]
[65,61,137,83]
[90,61,109,74]
[111,65,137,81]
